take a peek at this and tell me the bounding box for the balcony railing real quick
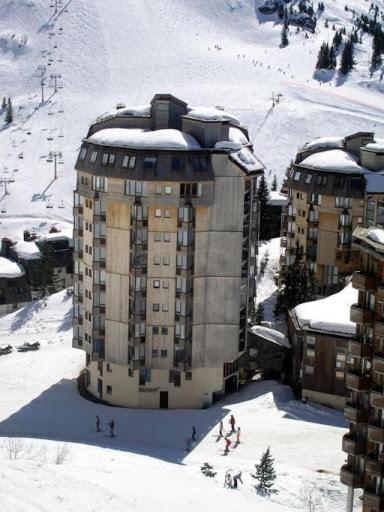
[363,489,384,510]
[350,304,374,325]
[340,464,364,488]
[373,353,384,375]
[370,389,384,409]
[365,453,384,475]
[342,434,366,455]
[352,271,376,292]
[348,338,372,358]
[368,422,384,443]
[344,402,368,424]
[345,370,372,392]
[376,319,384,338]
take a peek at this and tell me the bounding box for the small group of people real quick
[222,414,241,453]
[96,415,115,437]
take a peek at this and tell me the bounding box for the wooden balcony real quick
[365,454,384,475]
[342,434,366,455]
[350,304,374,325]
[348,338,372,358]
[344,402,369,424]
[280,237,287,248]
[377,284,384,301]
[363,490,384,511]
[370,390,384,409]
[376,320,384,338]
[373,354,384,375]
[340,465,364,488]
[73,250,84,261]
[352,272,377,292]
[368,423,384,444]
[345,371,372,392]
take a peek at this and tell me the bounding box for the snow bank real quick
[304,136,344,151]
[88,128,201,150]
[269,190,287,206]
[300,149,368,174]
[13,240,41,260]
[367,227,384,245]
[250,324,290,348]
[186,107,240,126]
[294,283,357,335]
[0,257,25,278]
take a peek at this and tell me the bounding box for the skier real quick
[96,415,101,432]
[108,419,115,438]
[224,470,232,488]
[185,438,191,452]
[236,426,241,444]
[229,414,236,433]
[191,425,196,441]
[232,470,243,489]
[224,437,231,454]
[219,420,223,437]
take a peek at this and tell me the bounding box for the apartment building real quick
[281,132,383,296]
[73,94,262,408]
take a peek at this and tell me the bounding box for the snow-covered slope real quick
[0,0,384,239]
[0,290,358,511]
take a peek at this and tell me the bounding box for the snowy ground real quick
[257,237,281,323]
[0,290,360,511]
[0,0,384,240]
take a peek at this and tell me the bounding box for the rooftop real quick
[299,149,369,175]
[0,257,25,279]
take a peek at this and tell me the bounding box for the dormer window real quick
[144,156,157,169]
[79,148,87,161]
[122,155,136,169]
[90,151,98,164]
[192,156,207,171]
[172,156,185,170]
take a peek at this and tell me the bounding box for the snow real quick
[294,283,357,336]
[303,136,344,151]
[186,107,240,126]
[96,105,151,123]
[299,149,369,174]
[88,128,201,150]
[269,190,288,207]
[40,228,73,242]
[365,142,384,153]
[230,147,263,172]
[367,227,384,245]
[229,127,249,146]
[250,325,290,348]
[0,257,25,278]
[12,240,41,260]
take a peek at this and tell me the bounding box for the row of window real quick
[292,169,362,191]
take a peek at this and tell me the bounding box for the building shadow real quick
[10,299,46,332]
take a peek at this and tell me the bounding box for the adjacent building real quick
[73,94,263,408]
[281,132,384,296]
[0,256,31,316]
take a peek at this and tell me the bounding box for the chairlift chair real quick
[46,202,53,209]
[47,136,54,141]
[58,200,65,209]
[18,153,24,159]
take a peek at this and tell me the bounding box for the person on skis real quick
[236,426,241,444]
[224,437,231,453]
[191,425,196,441]
[229,414,236,432]
[108,419,115,437]
[219,420,223,437]
[96,415,101,432]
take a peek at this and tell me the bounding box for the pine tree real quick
[329,45,337,69]
[271,174,278,191]
[257,173,271,241]
[29,242,57,297]
[316,42,330,69]
[254,304,264,325]
[340,39,355,74]
[281,26,289,48]
[1,97,6,110]
[5,97,13,124]
[252,447,277,495]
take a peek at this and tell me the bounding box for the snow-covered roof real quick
[250,325,290,348]
[228,127,249,146]
[185,107,240,126]
[230,147,263,173]
[303,136,344,151]
[299,149,369,174]
[367,227,384,245]
[0,257,25,279]
[13,240,41,260]
[365,172,384,193]
[365,141,384,153]
[96,105,151,123]
[294,283,357,336]
[41,228,73,242]
[88,128,201,150]
[269,190,287,206]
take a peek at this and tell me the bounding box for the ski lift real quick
[58,106,64,113]
[58,200,65,209]
[58,130,64,138]
[59,159,65,165]
[58,85,64,89]
[46,156,53,163]
[18,153,24,159]
[48,110,54,116]
[46,202,53,209]
[53,44,58,49]
[27,130,31,135]
[47,136,54,141]
[1,207,6,214]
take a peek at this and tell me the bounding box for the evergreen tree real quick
[5,97,13,124]
[29,242,57,297]
[1,97,6,110]
[278,4,284,19]
[329,45,337,68]
[340,39,355,74]
[252,447,277,495]
[271,174,278,191]
[281,26,289,48]
[257,173,271,241]
[332,30,343,49]
[316,42,330,69]
[254,303,264,325]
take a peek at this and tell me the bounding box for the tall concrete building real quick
[73,94,262,408]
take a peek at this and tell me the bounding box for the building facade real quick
[281,132,384,296]
[73,94,262,408]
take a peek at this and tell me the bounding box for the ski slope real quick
[0,0,384,240]
[0,290,360,511]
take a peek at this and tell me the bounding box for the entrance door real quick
[160,391,168,409]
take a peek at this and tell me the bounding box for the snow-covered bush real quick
[200,462,217,477]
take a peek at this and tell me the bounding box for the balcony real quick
[344,402,368,424]
[352,271,377,292]
[371,389,384,409]
[93,237,106,247]
[73,250,84,261]
[342,434,366,455]
[376,320,384,338]
[368,422,384,443]
[373,353,384,375]
[377,284,384,301]
[348,338,372,358]
[350,304,374,325]
[73,206,83,216]
[365,454,384,475]
[346,371,372,392]
[73,295,83,305]
[363,490,384,510]
[280,238,287,248]
[73,228,83,238]
[73,316,83,327]
[340,465,364,487]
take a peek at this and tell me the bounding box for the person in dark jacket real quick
[108,419,115,437]
[232,471,243,489]
[96,415,101,432]
[229,414,236,433]
[191,425,196,441]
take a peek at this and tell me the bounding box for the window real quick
[162,280,169,289]
[139,369,151,385]
[79,148,87,161]
[305,365,314,375]
[102,153,109,166]
[335,370,344,380]
[152,349,159,357]
[293,171,301,181]
[169,370,181,386]
[165,186,172,195]
[154,233,162,242]
[154,256,161,265]
[192,156,207,171]
[316,175,327,186]
[377,200,384,225]
[161,350,167,358]
[126,180,146,196]
[336,348,346,369]
[163,233,171,242]
[161,327,168,335]
[172,156,185,170]
[164,210,171,218]
[106,385,112,395]
[144,156,157,169]
[335,197,352,208]
[305,174,312,184]
[162,304,169,312]
[152,326,159,335]
[92,176,107,192]
[155,209,162,218]
[334,175,345,188]
[155,186,162,195]
[153,304,160,312]
[366,198,375,226]
[106,363,112,373]
[108,154,115,166]
[310,193,321,205]
[90,151,98,164]
[306,336,316,357]
[153,280,160,288]
[163,256,170,265]
[122,155,136,169]
[180,183,202,198]
[186,371,192,381]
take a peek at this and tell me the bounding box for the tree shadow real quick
[313,69,336,84]
[10,299,46,332]
[335,71,348,87]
